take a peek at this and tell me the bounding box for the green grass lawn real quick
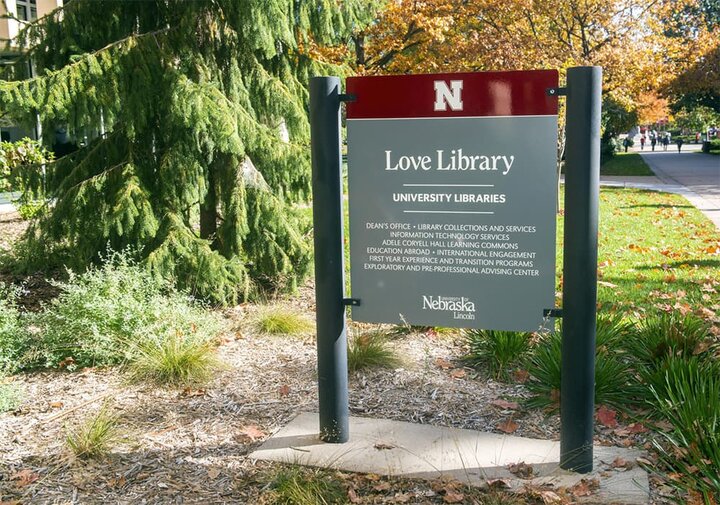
[600,152,654,176]
[558,187,720,315]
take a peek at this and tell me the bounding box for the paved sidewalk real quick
[638,147,720,229]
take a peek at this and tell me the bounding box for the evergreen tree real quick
[0,1,376,303]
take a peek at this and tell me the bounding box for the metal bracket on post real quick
[543,308,563,318]
[546,87,568,97]
[343,298,361,307]
[339,94,357,102]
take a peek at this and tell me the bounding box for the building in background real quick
[1,0,63,142]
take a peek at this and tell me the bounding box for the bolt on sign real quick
[346,70,559,332]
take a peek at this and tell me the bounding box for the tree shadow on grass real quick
[618,204,695,209]
[635,259,720,270]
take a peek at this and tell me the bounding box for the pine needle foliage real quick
[0,1,378,303]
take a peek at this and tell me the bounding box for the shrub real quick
[702,139,720,153]
[0,282,31,375]
[649,358,720,502]
[266,467,345,505]
[347,331,401,372]
[526,313,638,410]
[29,251,224,371]
[255,306,313,336]
[0,378,22,413]
[463,329,530,380]
[65,403,120,459]
[127,300,223,385]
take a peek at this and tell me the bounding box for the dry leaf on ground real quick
[497,418,519,434]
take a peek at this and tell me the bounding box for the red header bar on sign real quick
[346,70,558,119]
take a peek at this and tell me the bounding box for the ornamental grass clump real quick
[127,298,224,386]
[255,305,313,336]
[65,403,120,459]
[463,329,530,380]
[526,313,638,410]
[347,330,401,372]
[649,358,720,503]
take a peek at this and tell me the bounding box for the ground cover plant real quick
[599,152,654,176]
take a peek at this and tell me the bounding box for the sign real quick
[346,70,559,331]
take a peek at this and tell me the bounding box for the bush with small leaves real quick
[0,282,31,375]
[0,378,22,413]
[29,251,224,371]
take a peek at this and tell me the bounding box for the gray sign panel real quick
[347,116,558,331]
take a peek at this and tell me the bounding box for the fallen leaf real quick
[238,425,266,441]
[611,457,628,469]
[443,492,465,503]
[374,442,396,450]
[348,488,362,504]
[508,461,534,478]
[497,418,518,434]
[49,401,64,409]
[490,399,519,410]
[11,469,39,487]
[392,492,412,503]
[538,490,563,504]
[207,467,221,479]
[598,280,618,288]
[512,369,530,383]
[486,478,511,489]
[373,481,391,491]
[434,358,453,369]
[449,368,466,379]
[278,385,290,396]
[571,478,599,497]
[180,387,206,397]
[597,405,618,428]
[627,422,648,434]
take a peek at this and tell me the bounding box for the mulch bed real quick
[0,213,673,504]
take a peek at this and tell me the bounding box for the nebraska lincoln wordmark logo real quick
[422,295,475,321]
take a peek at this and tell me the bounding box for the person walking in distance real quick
[651,136,657,151]
[640,135,646,150]
[676,137,684,153]
[662,135,670,151]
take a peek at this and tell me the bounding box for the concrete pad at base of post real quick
[250,413,650,505]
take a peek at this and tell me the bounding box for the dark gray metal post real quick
[560,66,602,472]
[309,76,349,443]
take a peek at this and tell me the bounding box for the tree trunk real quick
[200,166,217,244]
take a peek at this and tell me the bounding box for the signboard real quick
[346,70,559,332]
